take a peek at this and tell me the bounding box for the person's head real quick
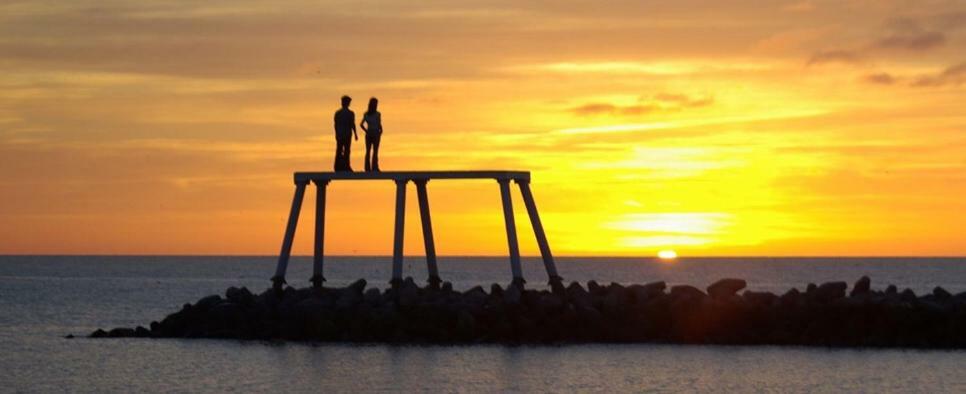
[341,95,351,108]
[367,97,379,114]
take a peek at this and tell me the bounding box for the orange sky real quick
[1,1,964,256]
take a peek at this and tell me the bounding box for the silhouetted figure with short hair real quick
[360,97,383,172]
[333,95,358,171]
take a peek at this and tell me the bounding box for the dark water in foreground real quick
[1,256,965,392]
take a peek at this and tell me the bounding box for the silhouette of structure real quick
[270,171,563,291]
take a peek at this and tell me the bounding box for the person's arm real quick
[333,111,339,134]
[352,113,358,140]
[360,116,368,133]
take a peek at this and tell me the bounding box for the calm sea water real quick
[1,256,965,392]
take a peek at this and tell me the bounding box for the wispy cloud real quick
[912,62,966,87]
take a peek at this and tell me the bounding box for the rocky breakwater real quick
[91,276,966,348]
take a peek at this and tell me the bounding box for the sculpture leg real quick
[498,179,525,288]
[415,180,441,288]
[273,181,308,292]
[390,179,407,286]
[310,180,328,289]
[517,179,563,292]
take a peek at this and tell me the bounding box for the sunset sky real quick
[1,1,964,256]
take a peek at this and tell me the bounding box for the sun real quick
[657,250,678,260]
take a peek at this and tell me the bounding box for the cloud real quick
[568,103,655,116]
[874,18,946,51]
[912,62,966,87]
[652,93,714,108]
[807,50,863,66]
[862,72,897,85]
[569,93,713,116]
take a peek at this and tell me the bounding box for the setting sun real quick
[658,250,678,260]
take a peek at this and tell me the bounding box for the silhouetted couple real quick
[333,95,382,172]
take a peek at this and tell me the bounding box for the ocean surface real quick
[1,255,965,392]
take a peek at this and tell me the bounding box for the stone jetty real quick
[91,276,966,348]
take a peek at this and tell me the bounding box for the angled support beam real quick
[498,179,525,288]
[272,180,308,292]
[414,179,441,288]
[516,179,563,291]
[390,179,408,287]
[310,180,329,289]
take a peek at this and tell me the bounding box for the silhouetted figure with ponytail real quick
[333,95,358,171]
[360,97,383,172]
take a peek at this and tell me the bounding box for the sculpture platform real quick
[272,170,563,291]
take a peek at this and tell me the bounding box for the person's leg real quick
[334,139,343,171]
[372,134,381,171]
[365,136,372,172]
[345,138,353,171]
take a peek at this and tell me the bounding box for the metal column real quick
[516,179,563,289]
[390,179,408,286]
[310,180,328,289]
[414,179,441,288]
[498,179,524,287]
[272,180,308,292]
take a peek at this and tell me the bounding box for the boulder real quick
[108,328,136,338]
[900,288,917,303]
[850,276,871,297]
[813,282,847,302]
[364,288,382,305]
[780,288,803,307]
[932,287,952,300]
[643,281,667,297]
[706,278,746,300]
[226,286,254,305]
[670,285,706,300]
[194,295,223,311]
[503,284,522,305]
[743,290,778,307]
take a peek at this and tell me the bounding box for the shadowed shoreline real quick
[90,276,966,348]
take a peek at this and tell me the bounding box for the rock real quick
[64,334,75,339]
[397,279,420,307]
[364,288,383,305]
[900,288,917,303]
[707,278,746,300]
[89,276,966,348]
[489,283,504,298]
[108,328,136,338]
[566,282,592,308]
[134,326,151,337]
[195,295,222,311]
[226,286,254,305]
[780,288,802,307]
[743,290,778,307]
[932,287,952,300]
[602,287,625,315]
[441,282,454,293]
[503,284,522,305]
[813,282,847,302]
[587,280,604,295]
[643,281,667,297]
[347,278,368,295]
[670,285,706,300]
[885,285,898,296]
[850,276,871,297]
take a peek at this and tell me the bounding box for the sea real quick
[1,255,965,393]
